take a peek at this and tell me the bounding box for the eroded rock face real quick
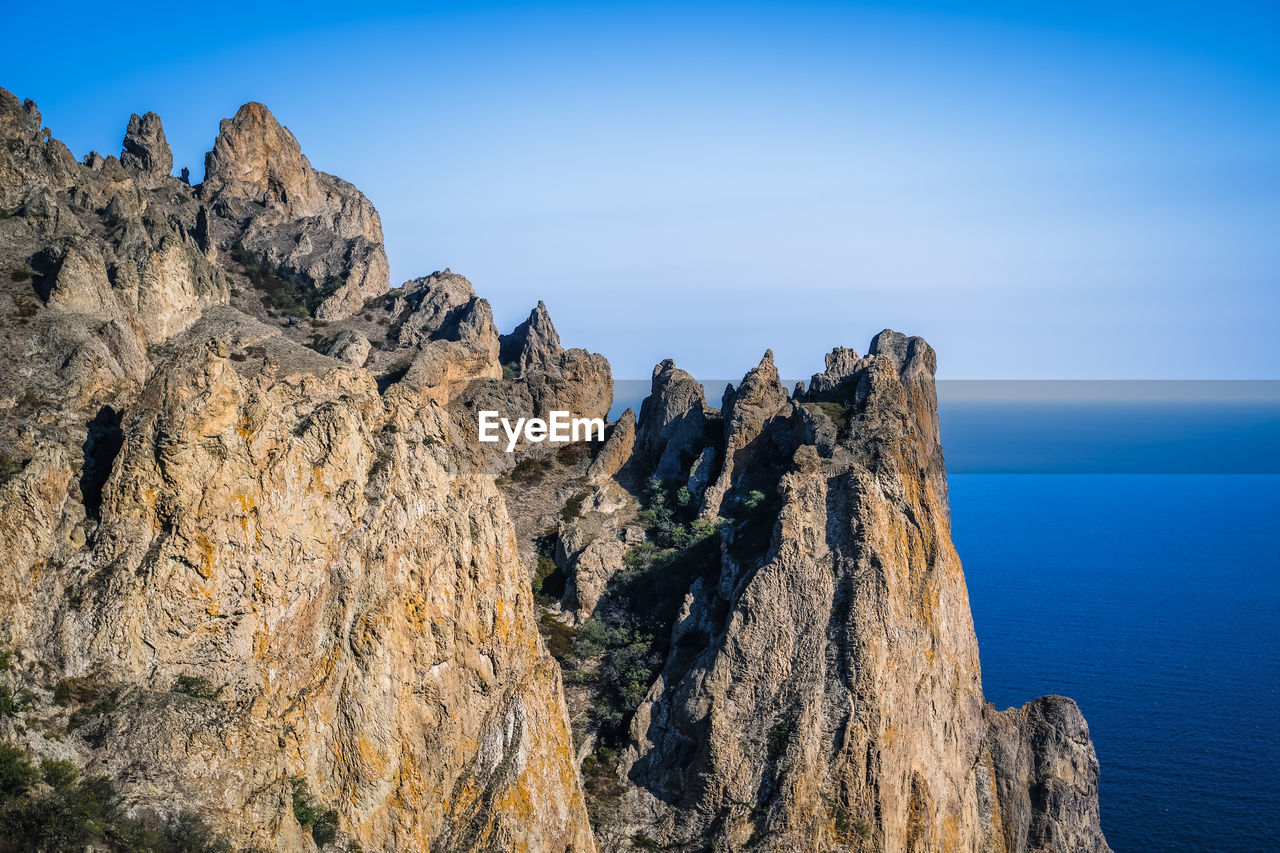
[699,349,791,518]
[0,87,1109,853]
[0,90,594,853]
[120,111,173,188]
[587,408,635,485]
[591,338,1108,853]
[201,102,390,320]
[982,697,1111,853]
[636,360,713,482]
[807,345,859,395]
[501,300,562,372]
[495,301,612,423]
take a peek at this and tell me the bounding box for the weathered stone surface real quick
[201,102,390,320]
[325,329,371,367]
[0,87,1109,853]
[983,697,1112,853]
[501,300,563,371]
[492,302,612,423]
[636,359,711,482]
[390,269,478,348]
[120,111,172,187]
[699,349,791,518]
[807,345,860,395]
[0,90,595,853]
[612,332,1107,853]
[555,493,630,621]
[587,408,635,485]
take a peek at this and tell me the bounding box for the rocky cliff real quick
[0,88,1107,853]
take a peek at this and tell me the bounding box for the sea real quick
[952,474,1279,853]
[612,379,1280,851]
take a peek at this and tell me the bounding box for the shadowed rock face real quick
[120,112,172,188]
[0,86,1108,853]
[636,359,713,482]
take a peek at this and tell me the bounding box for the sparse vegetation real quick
[291,776,339,847]
[815,401,849,430]
[539,612,577,662]
[560,492,588,522]
[509,456,553,484]
[533,554,561,607]
[0,456,18,486]
[0,742,232,852]
[766,720,791,761]
[549,478,723,743]
[724,480,781,567]
[579,747,626,827]
[10,268,32,282]
[554,441,591,466]
[66,690,118,734]
[52,677,98,707]
[172,675,219,700]
[230,241,341,319]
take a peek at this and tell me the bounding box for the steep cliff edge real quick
[0,90,594,852]
[0,88,1107,853]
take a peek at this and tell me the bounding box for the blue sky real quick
[3,1,1277,379]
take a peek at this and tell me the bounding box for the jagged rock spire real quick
[120,112,172,186]
[637,359,710,481]
[201,102,323,214]
[808,345,861,396]
[500,300,563,371]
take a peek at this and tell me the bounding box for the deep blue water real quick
[950,475,1280,853]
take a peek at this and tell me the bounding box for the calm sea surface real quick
[950,474,1280,853]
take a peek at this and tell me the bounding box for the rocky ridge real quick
[0,88,1108,853]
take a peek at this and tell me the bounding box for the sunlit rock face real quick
[0,86,1106,853]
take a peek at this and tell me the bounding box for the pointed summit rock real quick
[120,111,172,186]
[500,300,564,371]
[637,359,712,481]
[700,349,791,517]
[202,101,323,215]
[198,102,389,320]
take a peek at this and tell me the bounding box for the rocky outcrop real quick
[325,329,371,367]
[587,408,635,485]
[201,102,390,320]
[596,337,1108,853]
[0,87,1109,853]
[554,485,632,621]
[120,111,172,188]
[501,300,562,371]
[389,270,478,348]
[807,345,859,395]
[0,90,595,853]
[636,360,713,482]
[492,301,612,423]
[982,697,1110,853]
[699,349,791,518]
